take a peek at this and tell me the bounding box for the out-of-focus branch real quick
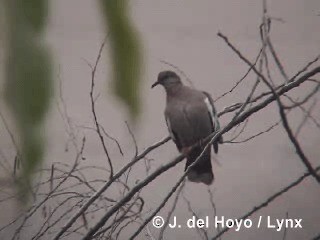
[311,232,320,240]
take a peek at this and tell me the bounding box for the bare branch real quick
[52,136,170,240]
[212,165,320,240]
[89,36,114,178]
[125,121,138,157]
[217,31,320,183]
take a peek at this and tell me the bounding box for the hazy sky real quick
[1,1,319,239]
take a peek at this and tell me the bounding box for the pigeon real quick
[152,70,222,185]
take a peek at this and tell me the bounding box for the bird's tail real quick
[185,146,213,185]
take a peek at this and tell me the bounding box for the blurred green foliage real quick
[100,0,142,119]
[3,0,142,201]
[4,0,52,200]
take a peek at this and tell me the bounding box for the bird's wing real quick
[202,91,222,153]
[202,91,219,131]
[165,114,182,151]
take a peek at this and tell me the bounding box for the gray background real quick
[0,0,319,239]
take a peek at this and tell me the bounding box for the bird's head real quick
[151,71,182,90]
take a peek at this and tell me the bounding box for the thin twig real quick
[52,136,170,240]
[212,165,320,240]
[217,31,320,183]
[89,35,114,179]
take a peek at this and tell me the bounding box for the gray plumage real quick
[152,70,222,185]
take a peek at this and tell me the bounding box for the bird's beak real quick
[151,81,159,88]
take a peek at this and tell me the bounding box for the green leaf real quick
[4,0,52,202]
[17,0,49,32]
[100,0,143,119]
[6,37,52,125]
